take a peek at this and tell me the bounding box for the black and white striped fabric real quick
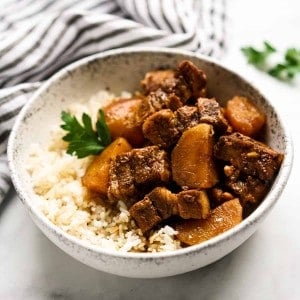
[0,0,226,204]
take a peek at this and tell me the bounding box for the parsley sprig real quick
[268,48,300,80]
[61,109,111,158]
[241,41,300,80]
[241,41,276,66]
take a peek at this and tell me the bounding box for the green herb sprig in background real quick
[241,41,276,66]
[241,41,300,80]
[61,109,111,158]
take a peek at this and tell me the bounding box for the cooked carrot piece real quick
[175,199,242,246]
[82,137,132,195]
[226,96,265,137]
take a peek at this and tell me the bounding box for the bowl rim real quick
[7,47,294,260]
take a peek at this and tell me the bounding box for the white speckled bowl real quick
[7,48,293,278]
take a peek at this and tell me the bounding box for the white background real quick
[1,0,300,299]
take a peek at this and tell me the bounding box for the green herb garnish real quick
[241,41,276,66]
[268,48,300,80]
[241,41,300,81]
[61,109,111,158]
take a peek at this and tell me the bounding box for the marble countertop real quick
[1,0,300,299]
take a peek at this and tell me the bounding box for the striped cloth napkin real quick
[0,0,226,204]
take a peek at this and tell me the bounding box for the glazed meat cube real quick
[108,153,137,206]
[197,97,230,134]
[146,61,207,103]
[177,190,210,219]
[214,133,283,181]
[108,146,171,207]
[130,188,211,232]
[214,133,283,206]
[226,175,269,205]
[136,97,156,125]
[153,61,207,103]
[140,61,207,117]
[141,70,176,94]
[175,105,200,132]
[147,187,178,219]
[142,109,180,148]
[177,60,207,100]
[136,91,182,135]
[129,198,162,233]
[131,146,171,186]
[137,61,209,136]
[147,89,183,111]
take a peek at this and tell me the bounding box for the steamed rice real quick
[26,90,181,253]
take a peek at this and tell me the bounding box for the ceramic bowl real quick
[7,48,293,278]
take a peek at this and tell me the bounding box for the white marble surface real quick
[1,0,300,299]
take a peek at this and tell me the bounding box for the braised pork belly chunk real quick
[129,187,177,233]
[142,109,179,149]
[108,146,170,207]
[129,187,211,233]
[177,60,207,99]
[197,97,231,134]
[82,60,283,246]
[141,70,176,94]
[214,132,283,206]
[140,60,207,116]
[141,60,207,101]
[129,198,162,234]
[147,187,178,220]
[214,133,283,181]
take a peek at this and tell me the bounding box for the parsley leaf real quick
[61,109,111,158]
[285,48,300,65]
[241,41,276,66]
[241,41,300,81]
[268,48,300,80]
[96,110,111,146]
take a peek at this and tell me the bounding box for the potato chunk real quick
[103,97,145,147]
[171,123,218,189]
[175,199,242,245]
[226,96,265,137]
[82,137,132,195]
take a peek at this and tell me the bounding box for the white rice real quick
[26,90,181,253]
